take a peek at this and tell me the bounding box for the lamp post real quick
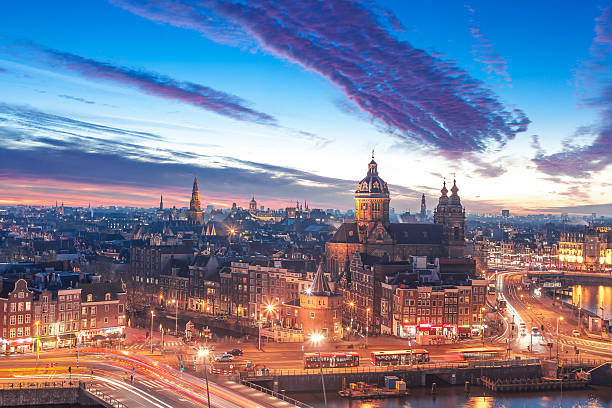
[160,324,164,353]
[348,301,355,334]
[35,321,40,361]
[198,349,212,408]
[258,312,262,351]
[311,333,327,408]
[172,299,179,335]
[556,316,564,362]
[365,307,371,348]
[150,311,155,354]
[480,307,486,346]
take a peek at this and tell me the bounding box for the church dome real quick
[355,156,389,196]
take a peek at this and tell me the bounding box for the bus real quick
[370,349,430,366]
[303,352,359,369]
[457,347,505,361]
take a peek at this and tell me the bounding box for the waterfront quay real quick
[241,359,543,392]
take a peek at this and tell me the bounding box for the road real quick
[498,271,612,361]
[0,350,296,408]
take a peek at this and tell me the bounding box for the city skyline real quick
[1,1,612,215]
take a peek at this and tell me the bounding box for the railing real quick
[244,359,543,378]
[560,358,608,367]
[0,380,79,389]
[81,382,128,408]
[240,379,313,408]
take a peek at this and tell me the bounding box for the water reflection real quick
[571,285,612,318]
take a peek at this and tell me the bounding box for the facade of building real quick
[558,227,612,272]
[392,279,487,342]
[326,155,466,279]
[79,282,127,343]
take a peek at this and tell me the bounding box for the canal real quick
[290,385,612,407]
[571,285,612,319]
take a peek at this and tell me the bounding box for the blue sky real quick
[0,0,611,214]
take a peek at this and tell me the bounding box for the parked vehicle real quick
[227,348,243,356]
[572,330,580,337]
[216,354,234,362]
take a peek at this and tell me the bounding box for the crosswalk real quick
[126,341,183,350]
[100,378,168,392]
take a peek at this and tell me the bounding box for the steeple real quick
[420,193,426,217]
[308,263,332,295]
[187,177,203,224]
[159,194,164,211]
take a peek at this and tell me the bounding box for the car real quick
[572,329,580,337]
[227,348,243,356]
[215,315,227,321]
[216,355,233,362]
[531,327,540,336]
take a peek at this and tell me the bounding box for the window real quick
[74,313,78,320]
[9,329,15,338]
[42,296,48,303]
[17,303,23,312]
[24,327,30,336]
[59,296,65,302]
[25,314,30,323]
[25,302,30,311]
[310,312,315,319]
[104,317,109,324]
[17,328,22,337]
[90,318,96,328]
[73,322,78,331]
[87,294,93,302]
[82,307,87,315]
[59,313,64,321]
[91,306,96,316]
[59,303,64,311]
[17,315,23,324]
[104,305,109,312]
[82,319,87,329]
[18,292,24,299]
[67,312,71,321]
[118,305,124,314]
[73,302,79,310]
[66,303,72,310]
[9,316,15,325]
[105,293,111,301]
[59,323,64,333]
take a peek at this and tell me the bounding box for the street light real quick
[35,321,40,361]
[556,317,564,361]
[172,299,179,335]
[366,307,371,348]
[159,324,164,353]
[198,348,212,408]
[348,301,355,333]
[310,333,327,408]
[150,311,155,354]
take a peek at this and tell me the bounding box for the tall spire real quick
[441,179,448,196]
[420,193,426,216]
[190,177,201,211]
[188,177,203,224]
[450,178,459,196]
[159,194,164,211]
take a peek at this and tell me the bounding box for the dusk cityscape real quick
[1,1,612,407]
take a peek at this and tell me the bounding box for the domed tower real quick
[249,196,257,213]
[434,179,465,257]
[354,152,390,241]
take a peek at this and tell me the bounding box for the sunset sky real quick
[1,1,611,215]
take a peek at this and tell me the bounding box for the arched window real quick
[87,294,93,302]
[105,293,111,301]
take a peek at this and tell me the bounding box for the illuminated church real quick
[325,154,466,279]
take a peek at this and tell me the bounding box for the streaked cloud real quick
[533,5,612,178]
[111,0,529,158]
[465,4,512,85]
[18,43,277,125]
